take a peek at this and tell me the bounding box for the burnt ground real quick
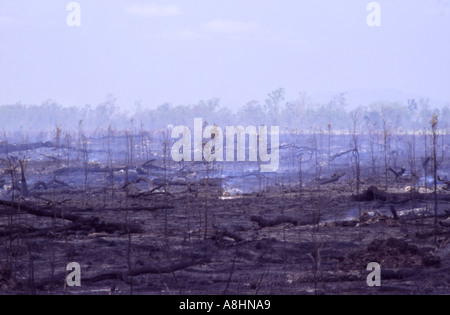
[0,145,450,295]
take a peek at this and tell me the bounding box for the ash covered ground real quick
[0,132,449,295]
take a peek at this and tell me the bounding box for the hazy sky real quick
[1,0,449,111]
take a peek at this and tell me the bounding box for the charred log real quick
[317,172,346,185]
[251,215,298,228]
[251,214,319,228]
[30,181,48,191]
[212,229,244,243]
[141,159,157,168]
[40,154,62,162]
[1,223,86,240]
[122,177,153,190]
[0,141,54,154]
[54,166,108,176]
[416,228,450,239]
[388,167,406,179]
[438,176,450,190]
[0,199,144,234]
[35,258,210,290]
[329,150,355,162]
[127,184,166,198]
[355,186,450,204]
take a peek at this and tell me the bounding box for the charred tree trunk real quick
[432,115,438,243]
[389,205,400,221]
[19,159,28,197]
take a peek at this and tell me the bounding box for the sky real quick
[0,0,449,111]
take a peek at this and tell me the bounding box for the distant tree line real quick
[0,89,448,141]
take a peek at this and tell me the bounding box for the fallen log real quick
[153,178,187,187]
[251,215,298,228]
[96,205,174,212]
[0,224,39,236]
[388,167,406,179]
[0,141,54,154]
[122,177,153,190]
[438,177,450,189]
[40,154,61,162]
[243,173,268,179]
[141,159,156,168]
[1,223,87,240]
[317,172,346,185]
[355,186,450,204]
[152,177,222,188]
[329,150,354,162]
[35,258,210,290]
[416,228,450,239]
[46,178,71,188]
[53,166,109,176]
[251,214,319,228]
[30,181,48,190]
[127,185,165,198]
[30,194,71,206]
[0,199,144,234]
[328,220,359,227]
[213,229,244,243]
